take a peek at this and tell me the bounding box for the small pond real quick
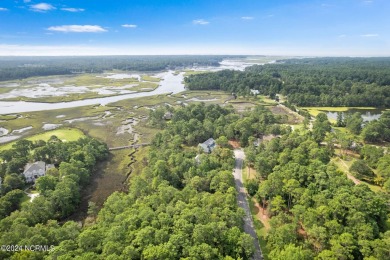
[325,108,384,122]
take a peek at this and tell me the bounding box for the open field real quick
[0,128,85,152]
[331,157,383,192]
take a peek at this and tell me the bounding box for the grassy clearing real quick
[333,126,350,134]
[19,193,30,206]
[331,157,383,192]
[248,198,270,260]
[258,95,278,105]
[0,128,85,152]
[141,75,161,82]
[243,166,257,182]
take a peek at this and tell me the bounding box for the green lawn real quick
[331,157,383,192]
[0,128,85,152]
[258,95,278,105]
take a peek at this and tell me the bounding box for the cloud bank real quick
[47,25,107,33]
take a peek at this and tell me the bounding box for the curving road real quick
[233,149,263,260]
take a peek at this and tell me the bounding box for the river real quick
[0,71,187,115]
[0,58,278,115]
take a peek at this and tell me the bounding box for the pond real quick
[325,108,384,122]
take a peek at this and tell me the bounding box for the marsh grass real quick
[141,75,161,82]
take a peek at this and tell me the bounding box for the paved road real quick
[233,149,263,260]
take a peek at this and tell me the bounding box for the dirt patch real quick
[252,198,271,230]
[229,140,241,148]
[270,104,304,124]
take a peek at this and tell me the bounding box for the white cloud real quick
[0,7,9,11]
[24,0,31,3]
[360,34,379,37]
[122,24,137,28]
[30,3,55,12]
[193,19,209,25]
[47,25,107,33]
[61,8,85,12]
[241,16,254,20]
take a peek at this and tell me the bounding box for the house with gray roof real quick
[23,161,54,183]
[198,138,216,153]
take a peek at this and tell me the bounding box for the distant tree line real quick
[0,55,241,81]
[185,57,390,107]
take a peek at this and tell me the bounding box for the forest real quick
[0,55,238,81]
[244,112,390,259]
[185,57,390,107]
[0,102,389,259]
[0,103,285,259]
[0,136,108,259]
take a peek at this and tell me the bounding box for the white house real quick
[23,161,54,183]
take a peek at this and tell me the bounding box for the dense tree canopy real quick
[185,57,390,107]
[250,121,389,259]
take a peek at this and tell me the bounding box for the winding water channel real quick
[0,71,185,115]
[0,58,277,115]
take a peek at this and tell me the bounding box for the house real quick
[163,112,173,120]
[23,161,54,183]
[198,138,216,153]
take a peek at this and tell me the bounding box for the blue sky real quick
[0,0,389,56]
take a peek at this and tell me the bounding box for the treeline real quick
[0,55,239,81]
[185,57,390,107]
[0,136,108,259]
[245,114,390,259]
